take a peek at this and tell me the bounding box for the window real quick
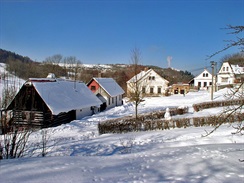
[203,73,205,77]
[150,87,154,94]
[91,86,96,91]
[149,76,155,80]
[198,82,201,87]
[226,67,229,71]
[221,77,228,82]
[206,73,208,77]
[112,97,114,104]
[158,87,161,94]
[142,87,146,93]
[223,67,225,71]
[204,82,207,87]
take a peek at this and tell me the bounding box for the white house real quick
[127,68,169,96]
[194,69,214,90]
[217,61,244,86]
[87,78,125,111]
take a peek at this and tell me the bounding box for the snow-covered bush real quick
[193,99,244,112]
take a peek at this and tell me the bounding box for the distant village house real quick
[170,83,190,95]
[127,68,169,97]
[193,69,214,90]
[87,78,125,111]
[217,61,244,87]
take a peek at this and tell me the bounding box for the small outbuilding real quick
[87,78,125,111]
[171,83,190,95]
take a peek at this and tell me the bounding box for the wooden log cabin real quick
[2,77,102,133]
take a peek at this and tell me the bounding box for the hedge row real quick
[98,113,244,134]
[193,98,244,112]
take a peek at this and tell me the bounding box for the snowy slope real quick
[0,63,25,98]
[0,77,244,182]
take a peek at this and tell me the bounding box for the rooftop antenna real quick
[167,56,172,68]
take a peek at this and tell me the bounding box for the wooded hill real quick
[0,49,34,63]
[3,49,243,94]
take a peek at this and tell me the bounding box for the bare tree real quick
[63,56,82,80]
[43,54,63,73]
[127,48,144,119]
[0,128,32,159]
[0,67,32,159]
[34,128,52,157]
[208,25,244,58]
[205,25,244,136]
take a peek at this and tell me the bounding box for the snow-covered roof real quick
[127,69,151,83]
[231,64,244,74]
[30,79,102,115]
[194,69,212,79]
[93,78,124,97]
[127,68,169,83]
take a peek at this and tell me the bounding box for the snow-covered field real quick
[0,73,244,182]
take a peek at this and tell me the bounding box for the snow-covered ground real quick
[0,77,244,182]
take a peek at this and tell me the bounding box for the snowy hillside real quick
[0,63,25,98]
[0,76,244,182]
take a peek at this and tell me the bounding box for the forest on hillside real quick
[1,49,243,93]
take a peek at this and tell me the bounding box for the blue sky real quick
[0,0,243,74]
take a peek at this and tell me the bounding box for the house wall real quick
[96,88,123,110]
[106,94,123,109]
[76,106,99,119]
[87,80,100,93]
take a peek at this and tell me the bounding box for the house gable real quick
[127,69,169,96]
[7,84,50,113]
[194,69,212,80]
[127,69,169,84]
[87,79,101,93]
[218,62,233,74]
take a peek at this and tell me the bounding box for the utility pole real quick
[211,61,215,100]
